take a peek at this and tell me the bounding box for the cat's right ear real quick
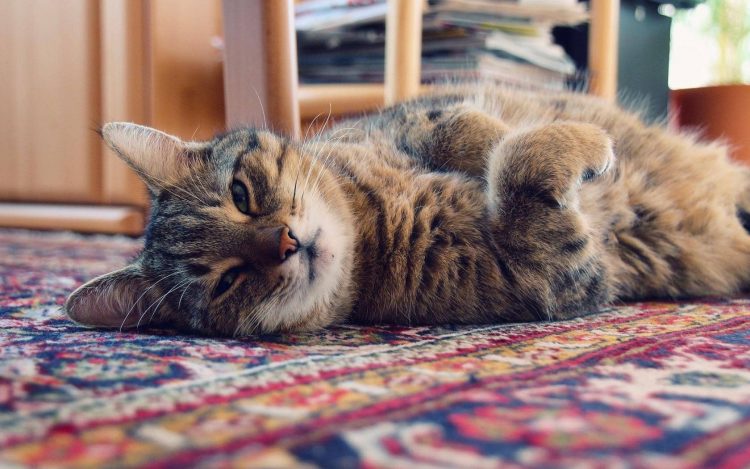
[65,263,151,330]
[101,122,209,191]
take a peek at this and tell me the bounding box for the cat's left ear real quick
[64,263,155,329]
[101,122,209,190]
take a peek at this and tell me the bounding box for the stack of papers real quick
[295,0,588,90]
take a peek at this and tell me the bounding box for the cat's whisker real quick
[138,277,192,329]
[135,281,189,329]
[177,279,197,311]
[305,129,360,200]
[132,169,191,204]
[292,113,327,206]
[304,111,325,142]
[233,280,287,337]
[256,299,283,333]
[294,141,320,206]
[178,159,213,203]
[134,166,204,205]
[314,156,363,203]
[151,278,193,324]
[188,169,213,204]
[292,165,300,208]
[251,86,268,131]
[307,149,338,198]
[315,175,352,201]
[184,171,202,202]
[301,128,353,199]
[165,186,201,205]
[298,141,324,203]
[239,311,265,338]
[233,301,269,338]
[311,105,333,143]
[233,309,255,338]
[293,111,331,206]
[298,106,334,202]
[299,146,322,205]
[119,270,183,332]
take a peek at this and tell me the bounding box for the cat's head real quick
[65,123,355,336]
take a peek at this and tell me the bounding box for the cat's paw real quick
[569,123,615,184]
[487,122,615,209]
[541,122,615,205]
[524,122,615,183]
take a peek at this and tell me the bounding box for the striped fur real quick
[66,85,750,336]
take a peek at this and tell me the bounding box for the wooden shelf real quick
[298,84,385,120]
[298,83,435,120]
[0,203,144,235]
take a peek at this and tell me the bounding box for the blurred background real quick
[0,0,748,235]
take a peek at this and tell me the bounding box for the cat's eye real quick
[214,267,241,298]
[231,180,250,214]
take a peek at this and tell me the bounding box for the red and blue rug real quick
[2,229,750,468]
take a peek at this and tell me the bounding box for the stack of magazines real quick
[295,0,588,90]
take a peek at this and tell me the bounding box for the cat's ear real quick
[101,122,209,190]
[65,263,152,329]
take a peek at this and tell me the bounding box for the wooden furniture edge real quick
[222,0,301,136]
[100,0,150,206]
[299,84,385,120]
[298,84,434,120]
[0,204,144,235]
[384,0,423,105]
[588,0,620,101]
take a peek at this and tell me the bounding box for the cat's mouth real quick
[303,237,320,282]
[257,223,341,330]
[300,228,334,284]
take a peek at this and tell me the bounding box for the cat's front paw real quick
[487,122,615,209]
[567,123,615,184]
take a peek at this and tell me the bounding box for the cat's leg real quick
[387,105,510,176]
[486,122,615,320]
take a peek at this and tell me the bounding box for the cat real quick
[65,84,750,337]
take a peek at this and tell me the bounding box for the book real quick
[295,0,587,90]
[296,1,388,32]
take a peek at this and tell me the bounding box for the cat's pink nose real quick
[279,227,299,260]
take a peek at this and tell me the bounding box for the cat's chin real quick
[250,193,354,334]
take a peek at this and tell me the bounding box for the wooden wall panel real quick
[150,0,225,140]
[0,0,102,203]
[100,0,226,206]
[100,0,149,206]
[222,0,301,136]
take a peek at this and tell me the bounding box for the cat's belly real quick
[348,172,510,324]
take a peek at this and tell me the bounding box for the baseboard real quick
[0,203,144,235]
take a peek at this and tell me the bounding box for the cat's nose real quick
[252,226,299,263]
[279,227,299,260]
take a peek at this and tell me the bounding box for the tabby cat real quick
[65,85,750,336]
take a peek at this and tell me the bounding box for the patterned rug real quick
[2,229,750,468]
